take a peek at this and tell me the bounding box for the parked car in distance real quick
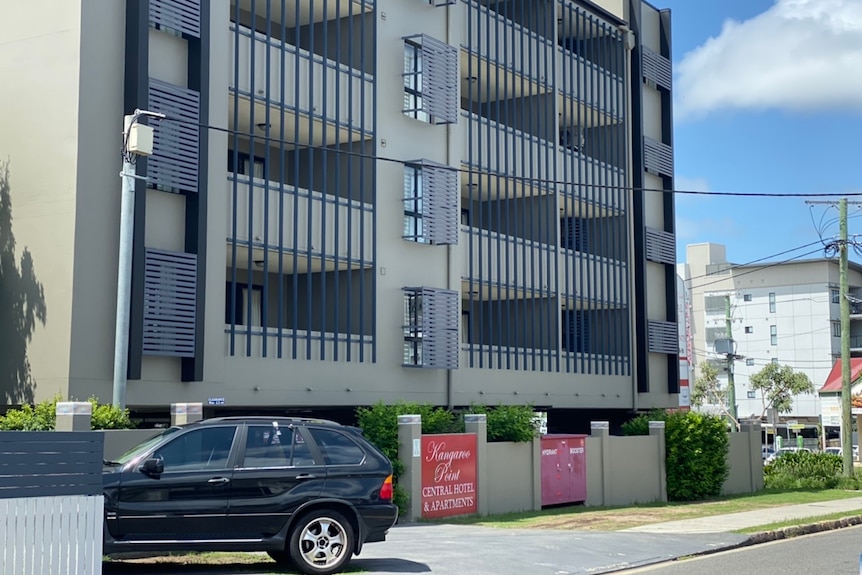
[761,445,775,461]
[824,445,860,460]
[764,447,812,465]
[102,417,398,575]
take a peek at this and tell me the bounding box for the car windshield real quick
[112,427,182,465]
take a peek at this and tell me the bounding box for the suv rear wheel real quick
[289,509,354,575]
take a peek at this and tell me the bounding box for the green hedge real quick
[622,410,729,501]
[0,396,135,431]
[764,451,847,490]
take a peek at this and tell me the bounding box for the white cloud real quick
[676,0,862,118]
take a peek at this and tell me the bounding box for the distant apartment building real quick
[0,0,678,427]
[683,243,862,421]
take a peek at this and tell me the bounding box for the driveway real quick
[104,524,747,575]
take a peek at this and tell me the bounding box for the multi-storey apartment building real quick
[684,243,862,422]
[0,0,678,427]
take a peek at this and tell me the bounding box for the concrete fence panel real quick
[486,441,536,515]
[607,435,663,506]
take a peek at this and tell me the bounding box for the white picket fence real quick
[0,494,103,574]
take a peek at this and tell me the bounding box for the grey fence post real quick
[397,414,422,523]
[171,402,203,426]
[740,420,763,492]
[590,421,610,506]
[531,432,542,510]
[464,414,488,516]
[55,401,92,431]
[649,421,668,502]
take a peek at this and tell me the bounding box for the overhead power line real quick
[159,116,862,198]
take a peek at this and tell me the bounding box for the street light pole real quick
[112,110,164,409]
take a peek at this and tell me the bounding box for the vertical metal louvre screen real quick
[147,78,201,194]
[149,0,201,38]
[143,248,197,357]
[422,161,459,245]
[422,288,459,369]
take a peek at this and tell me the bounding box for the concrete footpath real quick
[623,495,862,534]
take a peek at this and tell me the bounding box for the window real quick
[154,427,237,472]
[403,290,424,366]
[310,429,366,466]
[403,165,425,242]
[832,321,841,337]
[746,358,755,366]
[744,326,753,334]
[704,295,726,314]
[772,357,779,365]
[743,294,752,302]
[228,151,266,179]
[225,284,262,327]
[768,292,776,313]
[243,425,294,468]
[747,390,756,399]
[770,325,777,345]
[832,288,840,304]
[403,40,428,122]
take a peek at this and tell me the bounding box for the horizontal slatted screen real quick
[0,432,103,499]
[642,46,672,91]
[422,287,459,369]
[143,248,198,357]
[418,34,459,124]
[645,227,676,265]
[644,137,674,178]
[149,0,201,38]
[421,161,459,245]
[648,320,678,355]
[147,78,201,194]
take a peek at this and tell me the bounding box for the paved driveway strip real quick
[353,524,747,574]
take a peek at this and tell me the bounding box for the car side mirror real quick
[141,457,164,476]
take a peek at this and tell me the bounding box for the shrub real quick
[469,404,538,443]
[764,451,843,490]
[622,410,729,501]
[0,396,135,431]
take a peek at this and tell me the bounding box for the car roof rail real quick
[201,416,343,426]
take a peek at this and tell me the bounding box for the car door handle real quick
[208,477,230,484]
[295,474,317,481]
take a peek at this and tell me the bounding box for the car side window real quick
[292,429,318,467]
[310,428,366,466]
[153,426,237,472]
[243,425,294,468]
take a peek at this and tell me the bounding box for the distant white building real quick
[683,243,862,421]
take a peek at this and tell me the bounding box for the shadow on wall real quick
[0,160,46,405]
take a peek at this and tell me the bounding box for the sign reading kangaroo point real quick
[420,433,478,518]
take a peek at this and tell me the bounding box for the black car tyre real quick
[289,509,354,575]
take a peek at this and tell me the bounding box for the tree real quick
[750,363,814,418]
[691,362,738,428]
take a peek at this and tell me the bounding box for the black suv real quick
[102,417,398,575]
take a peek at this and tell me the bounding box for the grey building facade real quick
[0,0,677,427]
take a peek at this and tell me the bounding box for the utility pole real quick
[839,198,853,476]
[113,109,165,409]
[808,198,856,477]
[725,294,738,427]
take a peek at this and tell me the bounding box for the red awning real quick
[819,358,862,393]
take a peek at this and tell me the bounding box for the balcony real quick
[461,227,555,299]
[463,343,556,371]
[226,327,373,361]
[557,47,624,127]
[227,174,373,272]
[232,0,374,28]
[559,250,627,308]
[461,1,554,85]
[229,25,374,145]
[461,112,556,198]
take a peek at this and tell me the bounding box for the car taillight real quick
[379,474,393,501]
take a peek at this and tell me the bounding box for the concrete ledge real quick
[745,514,862,545]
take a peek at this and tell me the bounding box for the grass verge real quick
[735,511,862,534]
[440,489,862,531]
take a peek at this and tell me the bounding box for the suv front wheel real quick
[289,509,354,575]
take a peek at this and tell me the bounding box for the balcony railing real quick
[559,249,627,307]
[461,227,555,296]
[228,174,373,264]
[229,24,374,134]
[464,343,556,371]
[226,327,373,361]
[556,46,624,117]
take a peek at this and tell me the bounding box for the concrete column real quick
[55,401,92,431]
[649,421,667,503]
[590,421,610,506]
[464,414,488,516]
[171,403,203,426]
[741,420,764,492]
[397,414,422,523]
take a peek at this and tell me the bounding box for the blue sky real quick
[664,0,862,265]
